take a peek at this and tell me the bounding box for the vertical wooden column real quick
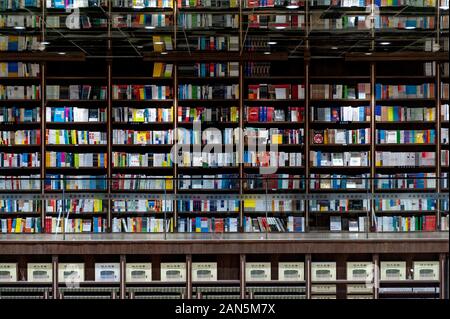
[52,255,58,299]
[304,57,310,232]
[436,60,442,230]
[439,253,447,299]
[40,61,46,231]
[172,1,178,232]
[186,254,192,299]
[240,254,246,299]
[120,254,126,299]
[373,253,379,299]
[238,2,245,232]
[370,62,376,232]
[305,254,312,299]
[106,1,113,232]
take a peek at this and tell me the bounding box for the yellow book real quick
[152,36,164,52]
[139,87,145,100]
[136,131,147,144]
[271,134,282,144]
[415,131,425,144]
[94,199,101,212]
[387,106,394,122]
[244,199,256,210]
[165,176,173,190]
[153,62,163,78]
[15,218,22,233]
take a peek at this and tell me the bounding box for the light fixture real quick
[439,5,449,10]
[331,46,338,50]
[154,41,164,45]
[404,26,416,30]
[263,51,271,55]
[145,26,155,29]
[137,45,144,49]
[380,42,391,45]
[40,41,50,45]
[275,26,286,30]
[365,52,373,55]
[14,26,25,30]
[268,41,277,45]
[57,52,66,55]
[160,51,168,55]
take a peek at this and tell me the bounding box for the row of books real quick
[44,174,107,190]
[178,174,238,189]
[193,36,239,51]
[245,199,304,211]
[309,174,369,190]
[310,15,367,31]
[0,129,41,145]
[152,35,173,51]
[113,107,173,123]
[46,198,105,213]
[375,151,435,167]
[45,15,107,29]
[329,216,367,232]
[246,14,304,29]
[46,0,104,8]
[179,152,237,167]
[311,128,370,145]
[244,62,270,77]
[310,84,371,100]
[111,0,173,8]
[112,129,173,144]
[310,151,370,167]
[243,151,303,167]
[0,63,39,78]
[112,217,171,233]
[442,150,449,166]
[375,215,436,232]
[44,216,106,233]
[46,107,107,123]
[0,199,39,213]
[112,85,172,100]
[377,16,435,29]
[376,129,435,144]
[45,152,107,168]
[375,198,435,211]
[245,128,304,144]
[178,106,238,122]
[113,199,173,212]
[375,105,435,122]
[243,216,293,233]
[311,0,435,7]
[113,13,172,28]
[112,152,172,167]
[0,36,40,52]
[178,84,239,100]
[0,217,41,233]
[311,106,370,122]
[375,84,435,99]
[244,173,304,190]
[46,129,107,145]
[246,106,304,122]
[179,199,239,212]
[441,104,449,121]
[111,174,173,190]
[0,85,40,100]
[0,175,40,190]
[152,62,173,78]
[178,13,238,29]
[309,199,369,212]
[178,0,238,8]
[1,0,42,9]
[248,84,305,100]
[46,85,107,101]
[178,62,239,78]
[0,107,40,122]
[178,217,239,233]
[376,173,437,189]
[0,152,40,168]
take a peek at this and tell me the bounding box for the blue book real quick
[375,84,382,100]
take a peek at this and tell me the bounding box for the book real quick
[112,85,172,100]
[178,84,239,100]
[0,152,41,168]
[0,130,41,145]
[0,62,40,78]
[46,152,107,168]
[0,85,40,100]
[46,129,107,145]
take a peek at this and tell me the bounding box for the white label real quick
[311,284,336,293]
[126,263,152,282]
[192,262,217,282]
[27,263,52,282]
[0,263,17,282]
[58,263,84,283]
[347,262,374,281]
[245,262,271,282]
[278,262,304,281]
[161,263,186,282]
[94,263,120,282]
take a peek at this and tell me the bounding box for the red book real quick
[247,107,260,122]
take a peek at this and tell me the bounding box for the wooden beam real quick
[143,51,290,62]
[0,52,86,62]
[345,51,449,62]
